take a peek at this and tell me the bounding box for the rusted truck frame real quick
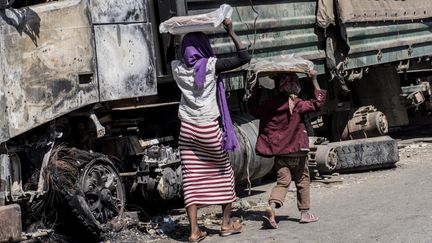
[0,0,430,240]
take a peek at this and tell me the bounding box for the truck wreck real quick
[0,0,431,240]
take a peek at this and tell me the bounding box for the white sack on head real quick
[243,55,314,101]
[248,55,314,85]
[159,4,233,35]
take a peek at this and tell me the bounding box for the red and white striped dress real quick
[179,120,237,208]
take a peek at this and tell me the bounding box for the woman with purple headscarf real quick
[171,19,250,242]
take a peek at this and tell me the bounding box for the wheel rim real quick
[80,159,125,224]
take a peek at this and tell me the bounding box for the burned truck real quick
[0,0,429,240]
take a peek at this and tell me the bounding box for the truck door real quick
[90,0,157,102]
[0,0,99,140]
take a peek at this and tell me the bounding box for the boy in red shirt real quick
[248,70,326,229]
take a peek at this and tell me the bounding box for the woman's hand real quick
[223,18,246,50]
[223,18,234,34]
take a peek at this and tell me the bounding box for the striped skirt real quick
[179,120,236,208]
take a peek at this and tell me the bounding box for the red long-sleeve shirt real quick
[248,86,327,156]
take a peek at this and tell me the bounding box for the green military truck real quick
[0,0,429,240]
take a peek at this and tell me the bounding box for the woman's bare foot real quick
[262,207,278,229]
[188,230,207,243]
[220,217,242,237]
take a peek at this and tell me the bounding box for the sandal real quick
[262,207,278,229]
[220,217,242,237]
[188,230,207,243]
[299,211,319,224]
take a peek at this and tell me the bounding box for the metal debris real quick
[21,229,53,241]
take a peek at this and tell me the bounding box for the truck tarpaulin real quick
[318,0,432,28]
[317,0,335,28]
[336,0,432,23]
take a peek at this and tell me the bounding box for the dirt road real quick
[158,142,432,243]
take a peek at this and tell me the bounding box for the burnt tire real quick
[78,158,126,225]
[44,147,126,240]
[63,193,102,241]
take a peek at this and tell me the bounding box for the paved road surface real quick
[162,143,432,243]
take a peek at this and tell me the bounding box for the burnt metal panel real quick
[342,21,432,70]
[0,97,8,143]
[90,0,149,24]
[185,0,325,90]
[94,23,157,102]
[0,37,9,143]
[0,0,99,139]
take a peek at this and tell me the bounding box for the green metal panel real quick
[343,21,432,70]
[401,84,429,94]
[179,1,432,90]
[185,0,325,89]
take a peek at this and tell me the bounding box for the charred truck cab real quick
[0,0,272,239]
[0,0,431,240]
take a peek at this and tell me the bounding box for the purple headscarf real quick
[181,32,239,151]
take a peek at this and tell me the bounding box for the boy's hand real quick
[309,69,321,90]
[309,69,317,78]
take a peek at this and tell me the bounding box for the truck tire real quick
[64,193,102,240]
[311,136,399,173]
[333,136,399,172]
[44,147,125,240]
